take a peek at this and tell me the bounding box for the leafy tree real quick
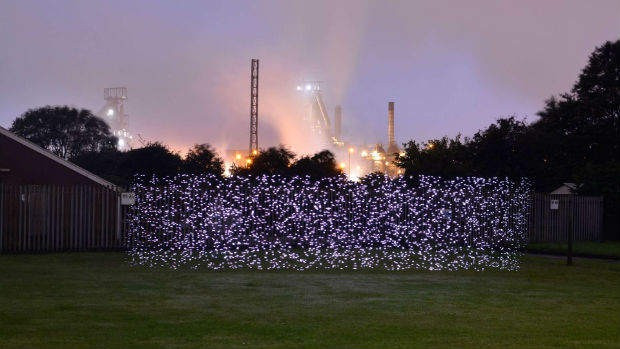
[534,41,619,184]
[73,142,183,187]
[233,145,296,176]
[183,144,224,176]
[10,106,117,159]
[290,150,342,178]
[395,135,472,179]
[119,142,183,181]
[469,117,545,182]
[70,149,126,186]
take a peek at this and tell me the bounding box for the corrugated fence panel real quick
[528,193,604,242]
[0,184,129,253]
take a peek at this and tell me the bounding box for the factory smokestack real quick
[388,101,395,146]
[334,105,342,141]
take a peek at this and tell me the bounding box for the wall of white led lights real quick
[128,174,531,271]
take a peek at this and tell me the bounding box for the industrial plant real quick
[96,59,402,179]
[97,87,134,151]
[229,59,402,179]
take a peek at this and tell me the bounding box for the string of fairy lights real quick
[127,174,531,271]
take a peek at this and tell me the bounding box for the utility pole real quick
[249,59,259,156]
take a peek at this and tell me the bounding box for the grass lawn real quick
[527,241,620,259]
[0,253,618,348]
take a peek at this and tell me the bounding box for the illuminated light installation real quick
[128,175,531,271]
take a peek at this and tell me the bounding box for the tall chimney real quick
[388,102,395,146]
[334,105,342,141]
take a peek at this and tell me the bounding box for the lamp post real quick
[348,147,354,178]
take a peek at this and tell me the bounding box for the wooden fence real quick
[529,193,604,242]
[0,184,129,253]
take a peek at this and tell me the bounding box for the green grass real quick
[527,241,620,258]
[0,253,618,348]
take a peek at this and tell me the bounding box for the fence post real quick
[567,195,573,266]
[116,190,122,243]
[0,185,3,253]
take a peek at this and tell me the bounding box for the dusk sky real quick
[1,0,618,156]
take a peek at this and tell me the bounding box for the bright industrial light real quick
[399,152,405,157]
[339,162,346,169]
[361,151,368,157]
[235,153,241,160]
[252,149,258,155]
[246,159,252,164]
[349,147,354,153]
[296,85,302,91]
[107,108,114,117]
[305,84,312,91]
[118,139,124,147]
[427,143,435,150]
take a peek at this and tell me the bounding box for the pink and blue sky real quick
[1,0,618,155]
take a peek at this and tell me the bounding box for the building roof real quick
[0,126,118,190]
[550,183,578,195]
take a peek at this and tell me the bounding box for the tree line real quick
[397,41,618,196]
[8,40,618,237]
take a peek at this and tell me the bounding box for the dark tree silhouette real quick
[469,117,543,181]
[183,144,224,176]
[10,106,117,159]
[72,142,183,187]
[70,149,126,186]
[290,150,342,178]
[119,142,183,181]
[395,135,472,179]
[534,40,619,181]
[233,145,296,176]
